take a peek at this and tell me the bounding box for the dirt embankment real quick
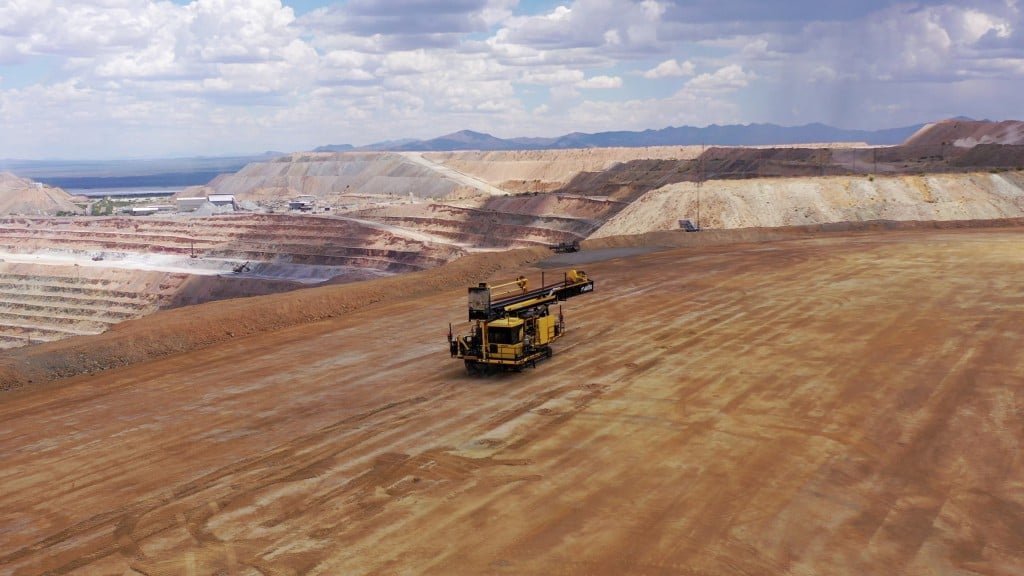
[0,173,81,216]
[186,152,469,208]
[426,147,704,192]
[591,172,1024,237]
[904,118,1024,148]
[583,217,1024,251]
[0,247,552,391]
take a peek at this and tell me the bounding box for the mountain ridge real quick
[332,121,930,152]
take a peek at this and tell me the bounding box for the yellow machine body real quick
[448,270,593,374]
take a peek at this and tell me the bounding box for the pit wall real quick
[592,172,1024,237]
[0,263,187,350]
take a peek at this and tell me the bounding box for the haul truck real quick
[448,270,594,374]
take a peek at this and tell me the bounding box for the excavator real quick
[448,270,594,374]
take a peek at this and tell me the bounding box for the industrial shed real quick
[207,194,237,210]
[176,197,207,212]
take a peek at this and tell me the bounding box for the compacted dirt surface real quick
[1,226,1022,575]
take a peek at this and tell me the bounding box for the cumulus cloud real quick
[319,49,376,84]
[1,0,1023,157]
[495,0,668,52]
[11,0,310,88]
[800,3,1019,81]
[684,64,755,94]
[3,1,179,61]
[643,58,695,78]
[186,0,300,64]
[577,75,623,89]
[959,8,1012,42]
[378,50,444,76]
[0,1,51,37]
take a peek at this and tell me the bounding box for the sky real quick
[0,0,1022,159]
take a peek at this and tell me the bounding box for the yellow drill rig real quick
[447,270,594,375]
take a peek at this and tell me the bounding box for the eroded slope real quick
[0,213,466,349]
[592,172,1024,236]
[0,262,187,349]
[424,146,704,192]
[190,151,486,207]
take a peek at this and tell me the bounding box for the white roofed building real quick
[207,194,236,210]
[176,197,207,212]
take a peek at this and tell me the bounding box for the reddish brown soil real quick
[1,226,1022,575]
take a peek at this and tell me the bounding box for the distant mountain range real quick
[315,122,927,153]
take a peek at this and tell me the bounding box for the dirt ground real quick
[1,227,1023,575]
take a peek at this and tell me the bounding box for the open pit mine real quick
[0,119,1023,575]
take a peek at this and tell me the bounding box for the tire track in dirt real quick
[99,348,611,573]
[435,232,1011,574]
[827,314,1017,572]
[0,393,433,573]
